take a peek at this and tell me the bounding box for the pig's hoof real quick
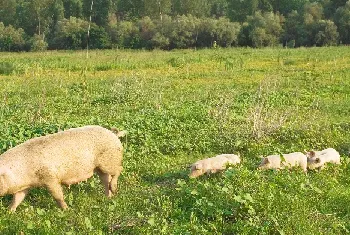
[58,201,68,210]
[9,207,17,212]
[106,190,114,198]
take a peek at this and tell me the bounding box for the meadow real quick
[0,47,350,234]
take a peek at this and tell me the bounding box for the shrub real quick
[50,17,110,50]
[30,34,48,51]
[0,22,26,51]
[238,11,283,47]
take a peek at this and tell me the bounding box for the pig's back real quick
[283,152,306,166]
[1,126,120,177]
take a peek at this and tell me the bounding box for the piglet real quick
[306,148,341,170]
[258,152,307,172]
[189,154,241,178]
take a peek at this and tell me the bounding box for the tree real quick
[0,0,17,26]
[215,17,241,47]
[322,0,348,18]
[300,2,338,46]
[238,11,283,47]
[15,0,58,36]
[107,20,140,48]
[303,2,324,25]
[171,0,211,18]
[270,0,308,15]
[210,0,228,18]
[197,17,217,47]
[144,0,171,19]
[82,0,112,27]
[63,0,84,18]
[314,20,339,46]
[168,14,199,49]
[51,17,110,49]
[283,10,305,47]
[0,22,26,51]
[116,0,144,20]
[30,34,49,51]
[227,0,259,22]
[334,1,350,44]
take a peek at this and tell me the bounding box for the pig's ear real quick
[308,151,316,158]
[263,158,270,164]
[192,163,201,170]
[315,158,321,163]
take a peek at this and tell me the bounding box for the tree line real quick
[0,0,349,51]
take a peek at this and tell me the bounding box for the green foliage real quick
[0,62,16,75]
[30,34,48,51]
[239,11,283,47]
[0,0,17,26]
[108,20,140,48]
[2,0,350,50]
[62,0,84,19]
[82,0,111,27]
[314,20,339,46]
[334,1,350,44]
[1,47,350,233]
[0,22,26,51]
[50,17,110,49]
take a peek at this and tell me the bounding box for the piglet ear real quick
[192,163,201,170]
[308,151,316,158]
[315,158,321,163]
[264,158,269,164]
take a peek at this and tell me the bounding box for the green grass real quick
[0,47,350,234]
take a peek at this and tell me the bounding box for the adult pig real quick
[0,125,125,211]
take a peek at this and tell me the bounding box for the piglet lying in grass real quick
[189,154,241,178]
[0,125,125,211]
[306,148,341,171]
[258,152,307,172]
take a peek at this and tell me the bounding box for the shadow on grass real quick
[141,170,190,187]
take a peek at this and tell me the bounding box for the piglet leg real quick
[9,189,29,212]
[46,182,68,209]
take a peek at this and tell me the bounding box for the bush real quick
[0,22,26,51]
[107,20,140,48]
[334,1,350,44]
[30,34,48,51]
[314,20,339,46]
[0,62,16,75]
[50,17,110,50]
[238,11,283,47]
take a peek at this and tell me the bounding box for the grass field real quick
[0,47,350,234]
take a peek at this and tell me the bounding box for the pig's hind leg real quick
[9,189,28,212]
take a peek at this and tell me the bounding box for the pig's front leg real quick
[9,189,29,212]
[46,182,68,209]
[110,167,123,195]
[96,169,112,197]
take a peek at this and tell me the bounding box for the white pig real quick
[306,148,341,170]
[189,154,241,178]
[0,125,125,211]
[258,152,307,172]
